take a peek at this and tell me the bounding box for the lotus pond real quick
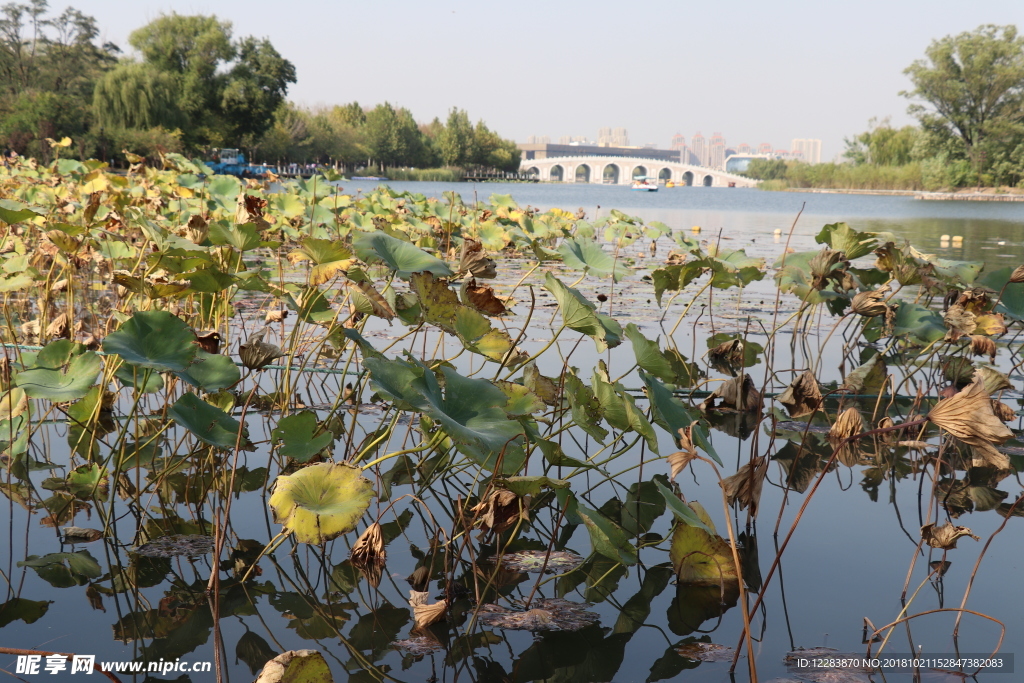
[0,154,1023,683]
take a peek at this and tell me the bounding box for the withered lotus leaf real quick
[719,456,768,515]
[668,426,698,479]
[921,522,979,550]
[927,376,1014,469]
[777,370,822,418]
[409,590,448,628]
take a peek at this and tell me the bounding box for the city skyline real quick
[66,0,1024,162]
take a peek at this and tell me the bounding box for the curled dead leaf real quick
[991,400,1016,422]
[409,590,448,628]
[350,522,385,566]
[239,328,285,370]
[194,330,221,355]
[45,312,69,339]
[668,426,698,479]
[898,440,933,450]
[719,456,768,515]
[921,522,979,550]
[851,286,890,317]
[470,489,527,534]
[968,335,997,359]
[460,238,497,279]
[50,278,68,293]
[943,304,976,341]
[708,339,745,369]
[265,309,288,323]
[927,375,1014,469]
[700,374,762,413]
[352,281,396,320]
[1010,265,1024,284]
[828,407,864,441]
[463,278,507,316]
[975,313,1008,336]
[777,370,822,418]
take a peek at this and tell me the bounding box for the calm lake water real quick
[3,183,1023,683]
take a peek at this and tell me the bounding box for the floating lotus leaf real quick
[253,649,333,683]
[477,598,598,632]
[102,310,197,372]
[134,534,214,558]
[175,349,241,392]
[269,463,374,544]
[496,550,584,573]
[18,550,101,587]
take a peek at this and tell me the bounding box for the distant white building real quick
[791,139,822,164]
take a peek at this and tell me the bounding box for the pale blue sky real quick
[70,0,1024,160]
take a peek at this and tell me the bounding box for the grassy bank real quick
[356,166,462,181]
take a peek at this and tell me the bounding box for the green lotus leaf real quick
[272,411,334,463]
[15,340,100,402]
[209,221,260,252]
[365,356,525,473]
[353,231,452,279]
[269,463,374,544]
[18,550,101,588]
[577,504,637,566]
[544,272,622,351]
[494,381,545,416]
[641,372,720,465]
[557,237,622,281]
[114,364,164,393]
[669,501,738,585]
[169,392,252,450]
[175,350,241,392]
[0,198,44,225]
[624,324,674,384]
[815,222,877,260]
[102,310,198,372]
[288,237,353,285]
[0,598,51,628]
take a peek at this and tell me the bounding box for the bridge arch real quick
[702,174,713,187]
[658,167,671,182]
[525,166,539,178]
[518,155,757,187]
[682,171,694,186]
[550,164,564,182]
[632,165,648,179]
[574,164,590,183]
[603,164,620,184]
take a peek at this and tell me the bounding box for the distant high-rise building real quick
[670,133,686,150]
[709,132,726,169]
[598,127,613,145]
[791,139,822,164]
[757,142,773,155]
[526,135,551,145]
[612,127,629,146]
[737,143,752,154]
[559,135,571,144]
[691,132,707,167]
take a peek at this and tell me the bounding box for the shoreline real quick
[781,187,1024,202]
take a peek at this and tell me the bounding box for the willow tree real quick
[92,61,186,131]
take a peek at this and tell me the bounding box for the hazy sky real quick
[69,0,1024,160]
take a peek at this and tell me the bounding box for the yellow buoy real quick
[691,225,701,233]
[940,234,950,241]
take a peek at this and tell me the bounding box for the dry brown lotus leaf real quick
[1010,265,1024,284]
[851,287,890,317]
[777,371,822,418]
[409,590,448,628]
[194,330,221,355]
[523,362,560,406]
[460,238,497,279]
[943,304,976,340]
[45,312,70,340]
[470,489,527,534]
[954,287,993,314]
[975,366,1012,395]
[235,192,270,230]
[927,375,1014,469]
[974,313,1007,336]
[828,407,865,441]
[19,319,40,339]
[350,522,385,566]
[265,309,288,323]
[968,335,997,359]
[181,213,208,244]
[50,278,68,293]
[464,278,507,316]
[708,339,744,367]
[921,522,979,550]
[353,281,396,320]
[991,400,1016,422]
[719,456,768,515]
[700,374,762,413]
[668,426,698,479]
[239,329,286,370]
[898,440,933,450]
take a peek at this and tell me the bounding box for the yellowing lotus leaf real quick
[269,463,374,544]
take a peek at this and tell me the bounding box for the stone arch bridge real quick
[520,155,757,188]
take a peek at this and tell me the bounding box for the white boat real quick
[631,176,658,191]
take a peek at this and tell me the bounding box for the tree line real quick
[745,24,1024,190]
[0,2,520,172]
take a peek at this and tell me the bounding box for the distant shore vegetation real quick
[0,3,519,175]
[747,24,1024,192]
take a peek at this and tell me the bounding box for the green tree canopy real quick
[902,24,1024,173]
